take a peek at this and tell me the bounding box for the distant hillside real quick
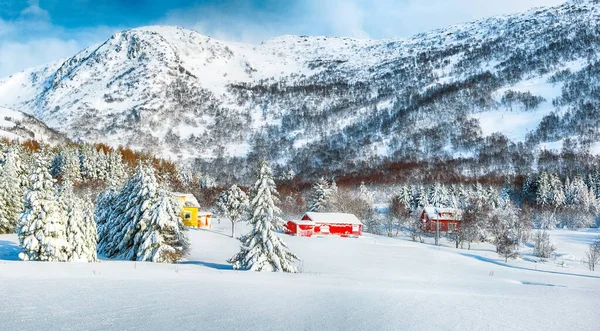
[0,107,68,145]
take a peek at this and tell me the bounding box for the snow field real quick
[1,222,599,330]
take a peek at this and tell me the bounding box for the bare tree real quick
[388,196,412,237]
[585,236,600,271]
[532,230,556,260]
[451,198,489,249]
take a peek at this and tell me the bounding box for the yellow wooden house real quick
[172,193,212,229]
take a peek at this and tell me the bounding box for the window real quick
[184,211,192,220]
[447,223,456,232]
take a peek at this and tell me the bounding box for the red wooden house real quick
[285,212,363,237]
[285,219,316,237]
[420,207,462,232]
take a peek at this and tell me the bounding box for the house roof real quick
[422,207,462,221]
[289,219,316,225]
[304,212,363,225]
[172,192,200,208]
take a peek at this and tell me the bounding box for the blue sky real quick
[0,0,565,77]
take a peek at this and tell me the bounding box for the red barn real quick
[285,219,316,237]
[420,207,462,232]
[302,212,363,236]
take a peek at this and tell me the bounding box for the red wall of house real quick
[285,221,314,237]
[422,220,460,232]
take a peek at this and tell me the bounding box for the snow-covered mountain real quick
[1,0,599,179]
[0,107,68,144]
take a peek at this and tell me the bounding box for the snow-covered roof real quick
[172,192,200,208]
[304,212,363,225]
[289,219,316,225]
[422,207,462,221]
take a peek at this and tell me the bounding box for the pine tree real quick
[536,172,552,207]
[0,147,25,233]
[17,155,69,261]
[215,185,249,238]
[308,178,331,212]
[137,190,189,263]
[97,164,159,260]
[106,150,128,188]
[417,185,429,207]
[397,184,413,211]
[428,183,441,207]
[228,161,299,272]
[79,144,98,181]
[97,163,189,262]
[59,181,97,262]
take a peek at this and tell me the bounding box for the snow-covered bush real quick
[585,237,600,271]
[228,161,299,272]
[532,230,556,260]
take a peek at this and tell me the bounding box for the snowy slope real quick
[1,223,599,331]
[0,107,68,144]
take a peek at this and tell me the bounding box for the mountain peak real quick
[0,0,599,179]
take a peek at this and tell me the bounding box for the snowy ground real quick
[1,223,599,331]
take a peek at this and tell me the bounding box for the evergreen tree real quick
[59,181,97,262]
[417,185,429,207]
[308,178,331,212]
[97,163,189,262]
[536,172,552,207]
[137,190,189,263]
[79,144,98,181]
[106,150,128,188]
[0,147,24,233]
[97,164,159,260]
[215,185,249,238]
[17,156,69,261]
[397,184,413,211]
[428,183,445,207]
[228,161,299,272]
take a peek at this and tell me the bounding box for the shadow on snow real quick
[179,260,233,270]
[460,253,600,279]
[0,240,20,261]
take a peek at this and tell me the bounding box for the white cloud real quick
[0,38,81,76]
[20,0,50,22]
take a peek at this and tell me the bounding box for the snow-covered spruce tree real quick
[52,148,83,184]
[308,178,331,212]
[137,190,189,263]
[62,149,83,184]
[79,144,98,181]
[97,163,189,262]
[0,147,25,233]
[215,185,249,238]
[59,181,97,262]
[97,163,158,259]
[106,150,128,188]
[228,161,299,272]
[17,155,70,261]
